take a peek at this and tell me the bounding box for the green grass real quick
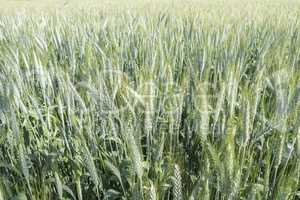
[1,2,300,199]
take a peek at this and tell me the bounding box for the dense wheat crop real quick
[1,1,300,199]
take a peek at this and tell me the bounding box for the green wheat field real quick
[1,0,300,199]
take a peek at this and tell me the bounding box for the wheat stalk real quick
[173,164,182,200]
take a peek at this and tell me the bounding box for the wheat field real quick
[0,0,300,199]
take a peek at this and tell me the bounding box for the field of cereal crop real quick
[1,0,300,199]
